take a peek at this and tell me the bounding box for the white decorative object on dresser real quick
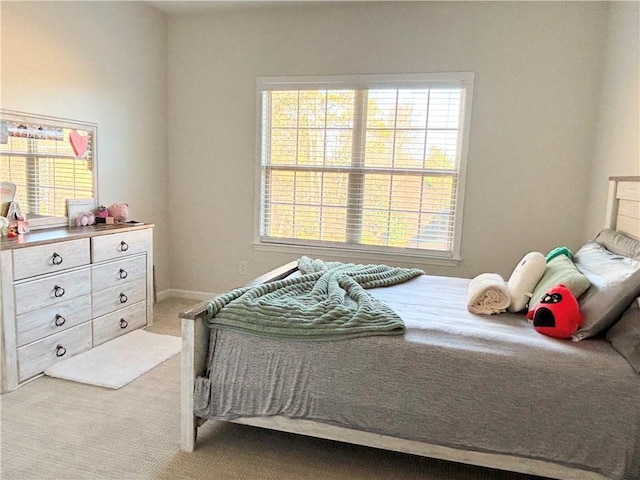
[0,223,154,393]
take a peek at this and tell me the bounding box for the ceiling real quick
[145,0,336,15]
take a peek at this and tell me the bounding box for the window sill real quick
[252,242,461,267]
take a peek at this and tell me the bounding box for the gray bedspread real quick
[194,274,640,480]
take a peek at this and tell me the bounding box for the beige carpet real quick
[1,297,545,480]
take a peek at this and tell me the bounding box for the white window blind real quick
[0,111,96,228]
[257,73,474,259]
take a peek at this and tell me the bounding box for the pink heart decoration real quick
[69,130,88,157]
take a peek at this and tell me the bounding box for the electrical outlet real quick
[238,261,248,275]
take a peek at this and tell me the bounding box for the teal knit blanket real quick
[205,256,424,341]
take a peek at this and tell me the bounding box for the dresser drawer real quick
[17,322,92,382]
[14,268,92,316]
[92,277,146,318]
[92,254,146,292]
[91,230,149,263]
[13,238,90,281]
[16,295,92,347]
[92,301,146,347]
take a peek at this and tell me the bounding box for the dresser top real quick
[0,223,154,251]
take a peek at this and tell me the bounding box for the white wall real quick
[167,1,608,293]
[1,1,170,291]
[2,2,625,297]
[584,1,640,239]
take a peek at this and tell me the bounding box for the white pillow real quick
[507,252,546,312]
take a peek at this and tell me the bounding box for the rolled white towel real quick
[467,273,511,315]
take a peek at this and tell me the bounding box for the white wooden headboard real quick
[606,176,640,240]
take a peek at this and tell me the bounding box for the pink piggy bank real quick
[107,203,129,222]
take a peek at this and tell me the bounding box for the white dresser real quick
[0,224,154,392]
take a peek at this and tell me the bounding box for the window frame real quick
[0,110,98,230]
[253,73,474,265]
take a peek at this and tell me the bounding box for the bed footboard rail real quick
[179,260,299,451]
[180,311,209,451]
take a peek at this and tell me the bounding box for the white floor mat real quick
[45,329,181,389]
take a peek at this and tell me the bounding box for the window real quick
[1,111,97,229]
[257,73,474,261]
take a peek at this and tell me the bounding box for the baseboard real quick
[156,289,216,302]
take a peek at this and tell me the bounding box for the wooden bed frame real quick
[179,176,639,480]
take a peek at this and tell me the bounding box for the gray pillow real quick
[594,229,640,260]
[573,242,640,341]
[607,298,640,374]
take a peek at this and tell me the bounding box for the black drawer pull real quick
[119,241,129,252]
[119,268,128,279]
[120,319,128,329]
[119,293,128,304]
[54,314,66,327]
[53,285,65,298]
[55,345,67,357]
[52,253,63,265]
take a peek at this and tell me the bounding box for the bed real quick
[179,176,640,480]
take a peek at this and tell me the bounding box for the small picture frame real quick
[67,198,96,227]
[6,201,22,221]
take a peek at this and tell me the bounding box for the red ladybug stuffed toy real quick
[526,284,583,339]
